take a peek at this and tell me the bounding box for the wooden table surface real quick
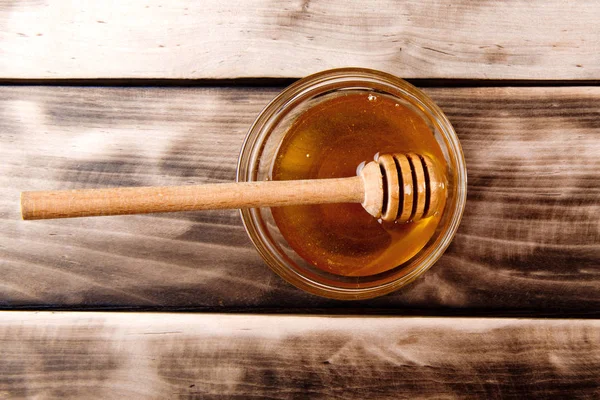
[1,1,599,398]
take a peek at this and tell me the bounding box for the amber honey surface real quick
[271,92,447,276]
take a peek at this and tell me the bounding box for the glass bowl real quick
[237,68,466,300]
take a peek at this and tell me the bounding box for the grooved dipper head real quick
[359,153,447,223]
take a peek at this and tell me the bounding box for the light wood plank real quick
[1,86,599,313]
[0,0,599,79]
[0,313,598,399]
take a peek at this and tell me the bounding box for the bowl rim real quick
[236,67,467,300]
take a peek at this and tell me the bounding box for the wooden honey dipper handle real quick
[20,153,446,221]
[20,177,365,220]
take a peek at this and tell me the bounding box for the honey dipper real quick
[20,153,446,223]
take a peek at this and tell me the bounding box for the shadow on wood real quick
[0,86,598,315]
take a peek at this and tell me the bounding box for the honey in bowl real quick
[271,91,447,277]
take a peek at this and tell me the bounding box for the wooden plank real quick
[0,312,598,398]
[0,0,599,79]
[1,86,599,315]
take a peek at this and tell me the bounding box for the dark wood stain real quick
[0,86,599,316]
[0,322,123,398]
[161,326,598,399]
[1,314,591,399]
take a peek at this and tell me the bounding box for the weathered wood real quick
[0,0,599,79]
[1,86,599,314]
[0,313,598,399]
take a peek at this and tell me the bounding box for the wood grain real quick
[0,312,598,399]
[0,0,599,79]
[1,86,599,314]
